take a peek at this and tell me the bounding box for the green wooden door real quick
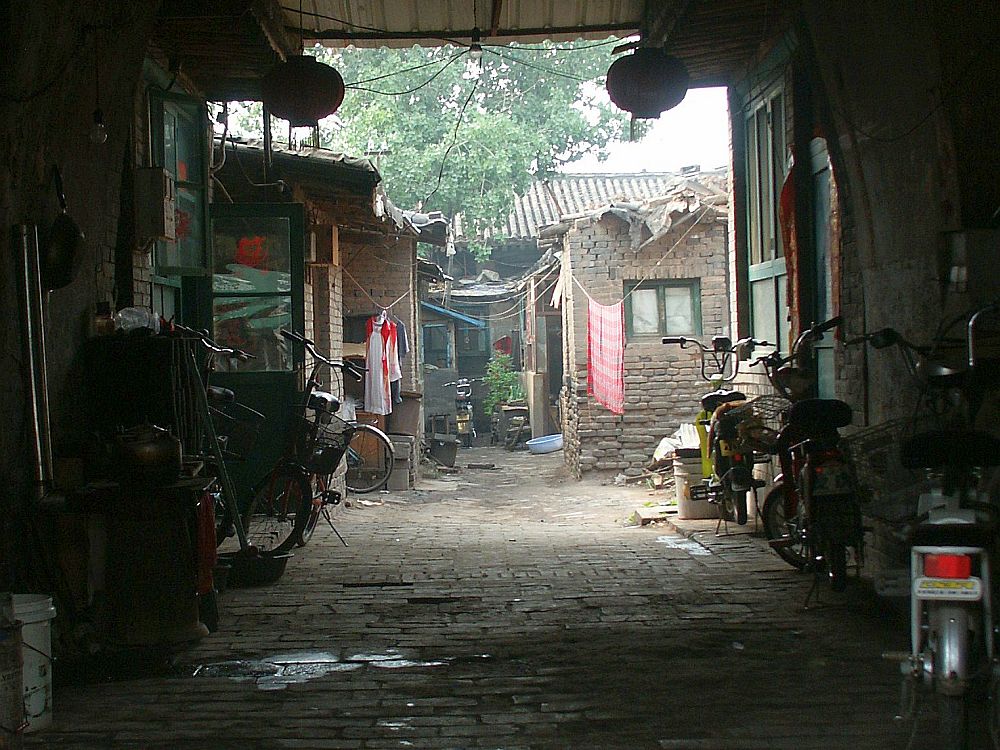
[206,203,305,502]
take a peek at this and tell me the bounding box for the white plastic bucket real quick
[673,454,717,520]
[11,594,56,732]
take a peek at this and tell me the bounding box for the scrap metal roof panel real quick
[505,172,682,239]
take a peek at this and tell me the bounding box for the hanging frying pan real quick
[43,166,86,291]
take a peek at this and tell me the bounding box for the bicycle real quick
[752,316,865,596]
[244,329,395,554]
[662,333,773,530]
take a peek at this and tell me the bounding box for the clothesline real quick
[567,203,714,308]
[341,266,411,311]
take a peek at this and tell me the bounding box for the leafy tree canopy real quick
[237,41,644,252]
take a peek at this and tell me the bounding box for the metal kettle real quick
[115,423,182,484]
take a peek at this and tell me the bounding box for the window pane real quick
[746,113,761,266]
[751,278,777,344]
[163,112,177,180]
[663,286,694,334]
[757,108,773,262]
[212,216,292,293]
[776,273,789,352]
[630,288,660,334]
[771,93,786,258]
[213,295,292,371]
[174,107,203,183]
[172,186,204,267]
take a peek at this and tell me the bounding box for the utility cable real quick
[348,51,466,94]
[346,51,466,87]
[485,48,593,83]
[422,76,480,205]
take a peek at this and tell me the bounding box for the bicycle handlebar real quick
[279,329,366,381]
[171,323,255,361]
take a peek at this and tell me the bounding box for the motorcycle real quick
[852,303,1000,750]
[443,377,481,448]
[755,317,864,594]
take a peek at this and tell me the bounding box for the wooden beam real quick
[252,0,296,58]
[489,0,503,38]
[293,22,639,43]
[640,0,692,47]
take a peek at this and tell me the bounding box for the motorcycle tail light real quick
[923,553,972,579]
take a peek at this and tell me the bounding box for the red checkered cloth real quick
[587,299,625,415]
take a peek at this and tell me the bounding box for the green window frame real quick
[149,90,211,277]
[624,279,702,338]
[743,84,790,352]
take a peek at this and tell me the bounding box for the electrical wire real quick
[484,48,594,83]
[348,51,466,95]
[422,76,480,205]
[345,51,466,87]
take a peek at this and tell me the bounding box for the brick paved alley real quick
[30,448,927,749]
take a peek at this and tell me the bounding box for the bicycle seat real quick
[915,359,966,388]
[701,389,745,412]
[786,398,852,430]
[913,521,996,548]
[901,429,1000,469]
[207,386,235,405]
[308,391,340,414]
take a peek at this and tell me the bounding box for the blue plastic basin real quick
[525,434,564,454]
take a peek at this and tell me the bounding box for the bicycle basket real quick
[304,419,351,475]
[840,417,934,520]
[725,395,791,454]
[210,401,266,460]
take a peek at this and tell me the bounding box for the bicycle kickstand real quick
[322,508,349,547]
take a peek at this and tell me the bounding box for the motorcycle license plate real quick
[811,464,853,496]
[913,576,982,601]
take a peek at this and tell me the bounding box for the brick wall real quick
[561,208,730,476]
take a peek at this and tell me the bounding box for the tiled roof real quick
[504,171,727,240]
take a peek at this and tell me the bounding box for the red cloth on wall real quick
[587,299,625,415]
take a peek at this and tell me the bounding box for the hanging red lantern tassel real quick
[261,55,346,128]
[605,48,690,119]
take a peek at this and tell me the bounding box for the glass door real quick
[207,203,305,497]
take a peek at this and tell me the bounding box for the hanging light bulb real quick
[469,28,484,61]
[89,108,108,144]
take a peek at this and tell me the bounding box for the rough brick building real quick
[553,184,730,477]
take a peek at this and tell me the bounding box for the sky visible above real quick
[564,87,730,174]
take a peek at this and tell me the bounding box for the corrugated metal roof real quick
[284,1,797,87]
[291,0,643,47]
[504,171,727,239]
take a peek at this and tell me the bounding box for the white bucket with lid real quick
[10,594,56,732]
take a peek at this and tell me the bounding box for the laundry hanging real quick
[365,311,402,415]
[587,299,625,415]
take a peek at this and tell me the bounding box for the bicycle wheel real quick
[244,467,310,554]
[762,482,809,570]
[297,473,329,547]
[939,693,969,750]
[345,424,394,493]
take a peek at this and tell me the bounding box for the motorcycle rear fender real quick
[929,604,974,695]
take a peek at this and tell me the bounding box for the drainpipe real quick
[15,224,54,500]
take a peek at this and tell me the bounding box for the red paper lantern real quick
[605,48,690,119]
[261,55,346,127]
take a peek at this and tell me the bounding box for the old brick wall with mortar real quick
[561,209,730,477]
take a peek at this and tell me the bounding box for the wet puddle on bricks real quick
[655,535,713,556]
[187,649,492,690]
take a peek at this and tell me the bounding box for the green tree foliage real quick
[483,352,524,416]
[239,41,642,254]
